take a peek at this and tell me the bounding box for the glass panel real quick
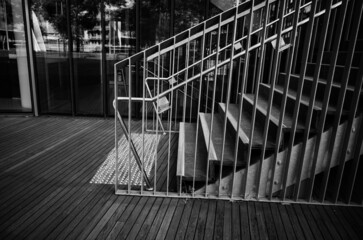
[140,0,170,49]
[31,0,72,114]
[71,1,103,115]
[105,0,136,116]
[174,0,205,34]
[0,0,32,113]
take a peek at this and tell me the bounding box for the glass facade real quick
[0,0,234,116]
[0,0,32,113]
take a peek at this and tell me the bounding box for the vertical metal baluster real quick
[192,23,206,198]
[256,0,286,200]
[168,38,176,195]
[183,31,191,123]
[306,0,348,202]
[268,0,301,200]
[326,8,337,51]
[154,45,161,195]
[175,48,180,130]
[114,64,119,193]
[204,15,222,198]
[128,60,132,193]
[205,34,213,112]
[220,24,229,102]
[141,54,146,194]
[218,7,238,198]
[330,2,363,203]
[292,0,333,201]
[308,0,322,63]
[241,0,256,199]
[280,0,317,201]
[235,17,246,103]
[189,40,196,122]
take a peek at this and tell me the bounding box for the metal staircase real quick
[114,0,363,205]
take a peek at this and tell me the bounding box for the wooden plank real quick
[247,202,259,240]
[327,206,360,240]
[239,201,250,240]
[134,197,163,240]
[291,204,315,240]
[213,200,224,240]
[299,204,325,240]
[313,205,342,240]
[276,204,298,240]
[193,199,209,240]
[164,198,185,240]
[154,198,179,240]
[223,201,232,240]
[268,203,287,240]
[253,202,268,240]
[231,202,241,240]
[322,206,351,240]
[113,197,153,239]
[184,199,202,240]
[259,202,279,240]
[174,199,193,239]
[144,198,171,240]
[204,200,217,240]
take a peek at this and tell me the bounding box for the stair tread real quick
[218,103,274,148]
[244,94,305,130]
[283,72,355,92]
[264,83,337,112]
[177,122,207,181]
[199,112,243,165]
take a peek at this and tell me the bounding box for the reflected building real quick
[0,0,234,116]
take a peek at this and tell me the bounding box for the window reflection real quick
[0,0,32,112]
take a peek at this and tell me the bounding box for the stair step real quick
[279,73,356,111]
[199,112,244,166]
[322,51,362,67]
[177,122,208,181]
[306,63,359,87]
[243,93,305,131]
[260,83,337,112]
[218,103,275,149]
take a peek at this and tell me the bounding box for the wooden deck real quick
[0,116,362,240]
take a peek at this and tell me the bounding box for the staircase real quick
[114,0,363,204]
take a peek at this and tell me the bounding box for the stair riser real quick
[322,51,361,67]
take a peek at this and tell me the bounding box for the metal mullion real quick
[154,44,161,195]
[218,6,239,199]
[128,60,132,194]
[204,15,222,198]
[347,114,363,204]
[280,0,318,201]
[193,22,207,198]
[268,0,301,200]
[306,0,349,202]
[114,64,119,193]
[182,31,191,123]
[168,38,176,195]
[240,0,257,198]
[319,2,361,202]
[330,3,363,203]
[256,0,286,200]
[292,0,334,201]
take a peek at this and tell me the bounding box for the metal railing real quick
[114,0,363,205]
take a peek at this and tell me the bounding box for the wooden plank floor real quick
[0,116,362,240]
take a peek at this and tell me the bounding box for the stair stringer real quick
[196,116,363,198]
